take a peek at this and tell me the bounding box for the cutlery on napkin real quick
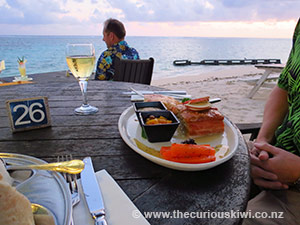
[130,88,145,101]
[81,157,107,225]
[74,169,150,225]
[129,90,192,102]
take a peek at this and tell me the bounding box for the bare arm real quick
[256,85,289,143]
[250,85,291,189]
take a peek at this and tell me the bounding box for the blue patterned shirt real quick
[95,40,139,80]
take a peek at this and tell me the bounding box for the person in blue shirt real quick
[95,18,139,80]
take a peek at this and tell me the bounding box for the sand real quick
[151,65,280,124]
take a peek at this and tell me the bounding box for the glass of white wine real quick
[66,43,98,115]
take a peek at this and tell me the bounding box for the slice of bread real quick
[0,181,35,225]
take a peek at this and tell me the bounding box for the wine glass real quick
[66,44,98,115]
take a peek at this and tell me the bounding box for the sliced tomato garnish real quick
[183,96,210,105]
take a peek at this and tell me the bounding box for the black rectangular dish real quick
[138,110,180,142]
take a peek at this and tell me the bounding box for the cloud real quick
[106,0,215,22]
[0,0,68,24]
[221,0,251,7]
[106,0,300,22]
[0,0,299,29]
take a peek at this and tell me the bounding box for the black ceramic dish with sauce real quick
[138,110,180,143]
[133,101,167,113]
[133,101,167,125]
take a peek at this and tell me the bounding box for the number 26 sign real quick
[6,97,51,132]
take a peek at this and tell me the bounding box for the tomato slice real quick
[183,96,210,105]
[185,103,211,111]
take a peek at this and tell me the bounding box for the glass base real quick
[13,76,33,82]
[74,104,98,115]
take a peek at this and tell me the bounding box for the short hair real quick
[103,18,126,39]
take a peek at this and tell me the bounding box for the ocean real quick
[0,35,292,80]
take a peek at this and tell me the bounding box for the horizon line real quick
[0,34,290,39]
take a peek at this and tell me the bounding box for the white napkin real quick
[73,169,150,225]
[131,94,145,102]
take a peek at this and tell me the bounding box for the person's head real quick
[102,18,126,48]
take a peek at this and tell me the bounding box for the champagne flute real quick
[66,44,98,115]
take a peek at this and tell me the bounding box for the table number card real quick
[6,97,51,132]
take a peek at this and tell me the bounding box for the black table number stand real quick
[6,96,51,133]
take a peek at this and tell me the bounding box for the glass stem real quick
[78,80,88,106]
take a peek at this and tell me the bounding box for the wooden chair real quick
[114,57,154,85]
[236,123,261,141]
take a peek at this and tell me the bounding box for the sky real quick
[0,0,299,38]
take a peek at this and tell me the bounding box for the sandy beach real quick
[151,65,280,124]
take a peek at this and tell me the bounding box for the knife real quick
[81,157,108,225]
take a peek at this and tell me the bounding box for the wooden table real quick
[0,71,251,225]
[247,64,285,98]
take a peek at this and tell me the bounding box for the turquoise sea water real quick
[0,35,292,80]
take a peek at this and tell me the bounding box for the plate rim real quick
[118,106,239,171]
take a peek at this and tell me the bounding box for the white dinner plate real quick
[118,106,239,171]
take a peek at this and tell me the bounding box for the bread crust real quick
[0,181,35,225]
[0,159,13,185]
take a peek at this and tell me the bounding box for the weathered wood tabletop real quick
[0,71,251,225]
